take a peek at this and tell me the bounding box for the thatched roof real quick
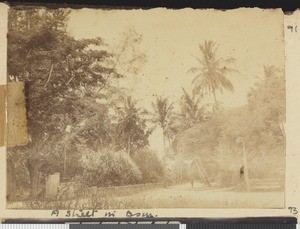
[173,106,249,154]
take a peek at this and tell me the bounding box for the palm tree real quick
[151,96,175,154]
[188,40,237,111]
[170,88,209,150]
[117,96,147,156]
[180,88,205,128]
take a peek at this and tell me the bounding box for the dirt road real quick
[121,181,284,208]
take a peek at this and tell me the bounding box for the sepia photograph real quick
[6,7,285,210]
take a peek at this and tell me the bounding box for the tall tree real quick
[180,88,205,128]
[171,88,207,148]
[116,96,149,156]
[7,8,122,198]
[188,40,237,111]
[151,97,175,154]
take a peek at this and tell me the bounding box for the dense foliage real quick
[132,148,166,183]
[7,8,285,201]
[175,66,285,186]
[81,149,142,187]
[7,8,149,199]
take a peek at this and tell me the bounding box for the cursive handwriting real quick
[51,209,158,218]
[51,209,98,218]
[126,210,157,218]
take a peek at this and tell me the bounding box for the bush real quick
[215,169,240,187]
[209,139,242,187]
[161,156,191,185]
[132,148,165,183]
[248,154,284,179]
[80,149,142,187]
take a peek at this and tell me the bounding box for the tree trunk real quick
[28,165,40,199]
[63,147,67,179]
[167,134,171,151]
[128,136,131,156]
[212,89,218,112]
[63,135,70,179]
[7,158,17,200]
[163,133,166,154]
[26,158,41,199]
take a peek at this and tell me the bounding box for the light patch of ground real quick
[121,182,284,209]
[7,181,284,209]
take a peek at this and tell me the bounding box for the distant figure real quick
[240,166,244,179]
[190,178,194,188]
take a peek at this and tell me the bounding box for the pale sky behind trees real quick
[68,8,284,108]
[67,8,284,152]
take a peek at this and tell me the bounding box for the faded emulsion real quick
[6,7,285,210]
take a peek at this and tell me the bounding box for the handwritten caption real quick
[51,209,158,218]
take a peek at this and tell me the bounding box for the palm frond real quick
[219,67,239,75]
[192,54,204,65]
[217,74,234,92]
[166,102,174,113]
[223,57,235,64]
[213,57,235,68]
[187,67,200,74]
[191,73,203,85]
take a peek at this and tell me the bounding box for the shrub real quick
[80,149,142,187]
[248,154,285,179]
[212,146,242,187]
[132,148,165,183]
[215,169,240,187]
[161,156,191,185]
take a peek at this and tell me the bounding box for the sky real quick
[67,8,284,152]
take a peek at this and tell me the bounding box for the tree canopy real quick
[7,8,149,198]
[175,66,285,185]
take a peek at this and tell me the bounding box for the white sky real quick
[68,8,284,108]
[67,8,284,152]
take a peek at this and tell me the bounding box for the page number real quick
[287,25,298,33]
[288,207,298,215]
